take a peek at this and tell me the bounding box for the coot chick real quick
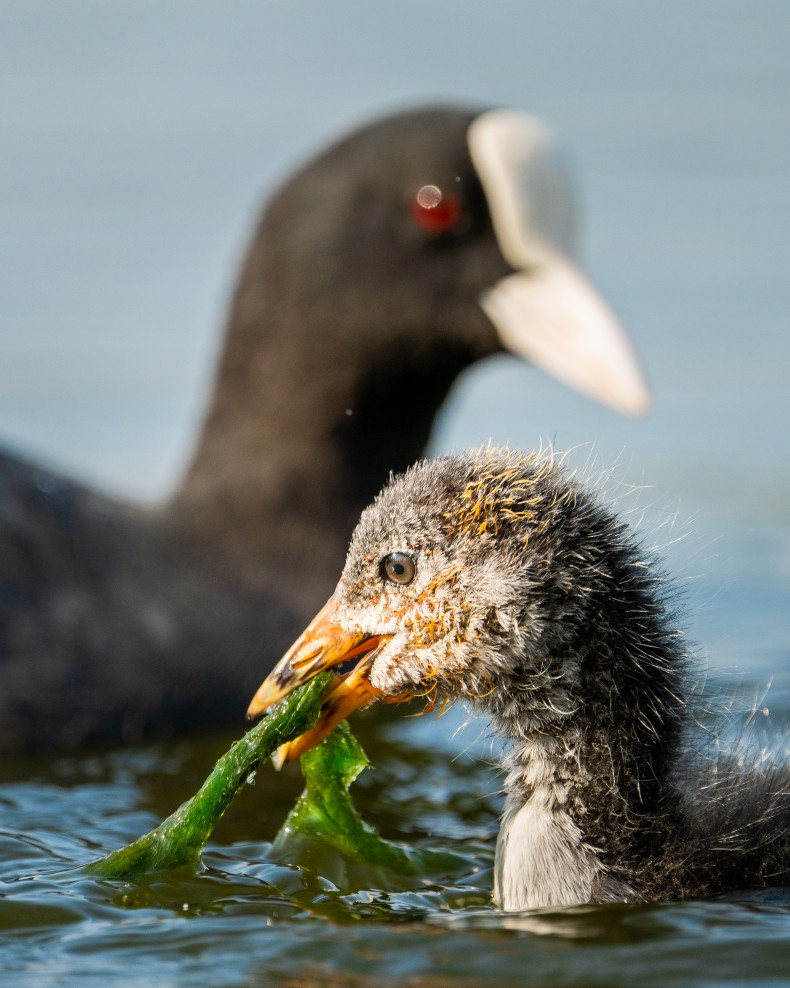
[1,107,649,752]
[249,447,789,909]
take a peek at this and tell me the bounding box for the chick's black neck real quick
[497,509,688,894]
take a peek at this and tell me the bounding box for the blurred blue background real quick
[1,0,788,690]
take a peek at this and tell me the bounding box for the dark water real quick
[2,2,790,984]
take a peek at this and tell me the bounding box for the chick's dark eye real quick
[411,184,462,235]
[382,552,416,585]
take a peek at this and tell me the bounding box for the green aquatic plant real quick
[273,720,416,874]
[84,673,332,879]
[83,673,444,881]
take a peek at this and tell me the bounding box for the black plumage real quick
[1,107,648,752]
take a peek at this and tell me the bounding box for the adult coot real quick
[1,108,649,752]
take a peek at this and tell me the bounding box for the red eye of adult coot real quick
[410,184,462,235]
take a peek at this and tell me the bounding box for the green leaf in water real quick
[274,721,466,878]
[274,721,416,874]
[83,672,332,879]
[81,670,461,884]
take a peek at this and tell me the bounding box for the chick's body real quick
[262,448,790,909]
